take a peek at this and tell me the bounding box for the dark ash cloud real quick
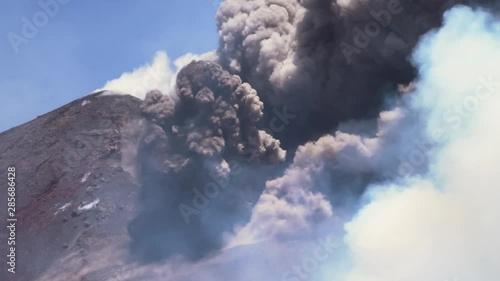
[129,60,286,260]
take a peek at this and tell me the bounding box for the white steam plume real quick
[340,6,500,281]
[100,50,216,99]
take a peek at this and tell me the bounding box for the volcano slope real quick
[0,92,147,281]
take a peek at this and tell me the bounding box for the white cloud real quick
[100,50,216,99]
[340,6,500,281]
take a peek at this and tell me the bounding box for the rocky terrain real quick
[0,92,146,281]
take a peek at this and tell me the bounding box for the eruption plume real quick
[97,1,500,279]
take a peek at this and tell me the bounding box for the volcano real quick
[0,92,147,281]
[2,1,499,281]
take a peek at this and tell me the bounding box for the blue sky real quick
[0,0,220,132]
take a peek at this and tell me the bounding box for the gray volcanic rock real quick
[0,92,145,281]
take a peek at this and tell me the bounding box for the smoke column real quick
[95,1,500,278]
[226,5,500,280]
[101,51,217,99]
[128,60,286,260]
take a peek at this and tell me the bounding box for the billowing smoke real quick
[216,0,495,147]
[95,0,500,278]
[140,60,286,166]
[224,4,500,281]
[339,6,500,281]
